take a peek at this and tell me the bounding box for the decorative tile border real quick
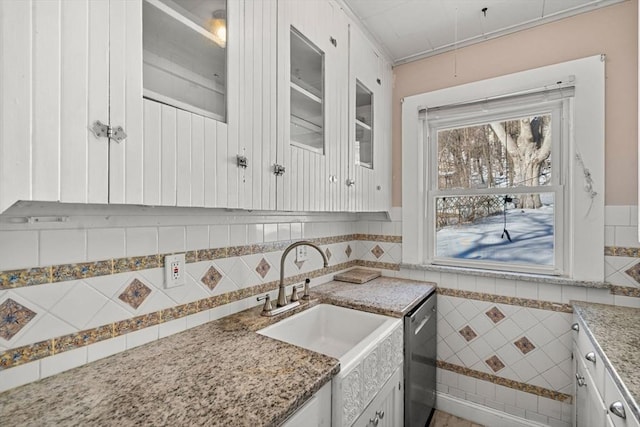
[0,234,400,290]
[610,285,640,297]
[436,288,574,313]
[355,260,400,271]
[437,360,572,403]
[605,246,640,257]
[0,257,412,372]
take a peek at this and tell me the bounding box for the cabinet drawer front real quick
[604,370,640,427]
[575,317,605,391]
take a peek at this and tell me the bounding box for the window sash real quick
[424,97,568,275]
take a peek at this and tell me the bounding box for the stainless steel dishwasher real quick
[404,291,436,427]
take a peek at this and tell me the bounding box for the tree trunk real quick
[489,118,551,209]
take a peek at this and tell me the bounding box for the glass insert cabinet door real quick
[143,0,227,122]
[290,28,325,154]
[355,80,373,168]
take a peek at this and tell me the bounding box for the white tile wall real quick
[40,229,86,266]
[88,228,125,261]
[0,230,38,270]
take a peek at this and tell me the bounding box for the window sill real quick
[400,262,610,289]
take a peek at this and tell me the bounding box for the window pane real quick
[437,115,551,194]
[435,193,554,266]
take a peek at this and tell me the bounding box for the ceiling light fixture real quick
[210,9,226,48]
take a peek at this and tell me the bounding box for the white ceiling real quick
[341,0,626,65]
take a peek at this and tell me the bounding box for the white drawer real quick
[574,317,605,392]
[604,370,640,427]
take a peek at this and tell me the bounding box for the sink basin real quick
[257,304,399,369]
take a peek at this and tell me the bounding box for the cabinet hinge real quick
[273,164,286,176]
[90,120,127,143]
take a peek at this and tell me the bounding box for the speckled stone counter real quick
[0,302,339,427]
[572,302,640,422]
[312,276,436,317]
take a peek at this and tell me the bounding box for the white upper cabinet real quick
[0,0,142,212]
[348,24,392,212]
[276,0,349,212]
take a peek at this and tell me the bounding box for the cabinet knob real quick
[571,323,579,332]
[346,178,355,187]
[609,401,626,419]
[585,352,596,363]
[368,416,379,426]
[575,373,586,387]
[376,410,385,419]
[329,36,337,47]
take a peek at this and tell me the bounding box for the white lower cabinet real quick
[352,366,403,427]
[281,380,332,427]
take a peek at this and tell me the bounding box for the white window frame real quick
[402,55,605,281]
[425,96,569,275]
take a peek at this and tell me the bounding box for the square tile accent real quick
[0,298,37,340]
[118,279,152,310]
[371,245,384,259]
[201,266,223,290]
[345,245,352,258]
[486,355,506,372]
[325,248,332,261]
[255,258,271,279]
[294,260,305,270]
[514,336,536,354]
[624,261,640,284]
[458,325,478,342]
[486,306,506,323]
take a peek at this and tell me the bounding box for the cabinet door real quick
[138,0,243,208]
[352,366,402,427]
[347,25,391,212]
[575,357,607,427]
[276,0,348,212]
[0,0,110,213]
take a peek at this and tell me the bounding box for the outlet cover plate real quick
[164,253,186,288]
[296,246,308,262]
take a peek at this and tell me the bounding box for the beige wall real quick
[392,0,638,207]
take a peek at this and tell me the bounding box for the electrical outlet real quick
[164,253,186,288]
[296,246,308,262]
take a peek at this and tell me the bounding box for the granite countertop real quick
[0,301,339,427]
[572,302,640,422]
[312,275,436,317]
[0,275,434,426]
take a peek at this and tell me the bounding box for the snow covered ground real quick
[436,205,554,266]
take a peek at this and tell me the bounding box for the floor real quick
[429,410,484,427]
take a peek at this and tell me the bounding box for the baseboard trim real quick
[436,392,549,427]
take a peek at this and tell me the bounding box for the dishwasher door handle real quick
[414,312,434,336]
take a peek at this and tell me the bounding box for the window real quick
[425,89,571,274]
[401,55,605,280]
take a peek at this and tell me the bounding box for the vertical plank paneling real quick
[265,0,277,210]
[122,0,144,204]
[203,117,217,207]
[108,0,125,203]
[278,1,291,210]
[251,0,263,211]
[226,0,241,208]
[60,1,89,202]
[32,0,60,203]
[191,114,205,207]
[0,0,32,213]
[160,105,177,206]
[303,151,310,210]
[143,99,161,205]
[216,122,228,207]
[176,109,192,206]
[86,0,109,204]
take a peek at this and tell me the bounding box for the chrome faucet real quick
[278,241,329,307]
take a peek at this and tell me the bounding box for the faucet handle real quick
[257,294,273,312]
[290,284,304,302]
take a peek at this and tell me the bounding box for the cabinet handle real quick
[376,410,385,419]
[585,352,596,363]
[609,401,626,419]
[571,323,579,332]
[575,373,586,387]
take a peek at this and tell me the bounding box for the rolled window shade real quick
[423,83,575,125]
